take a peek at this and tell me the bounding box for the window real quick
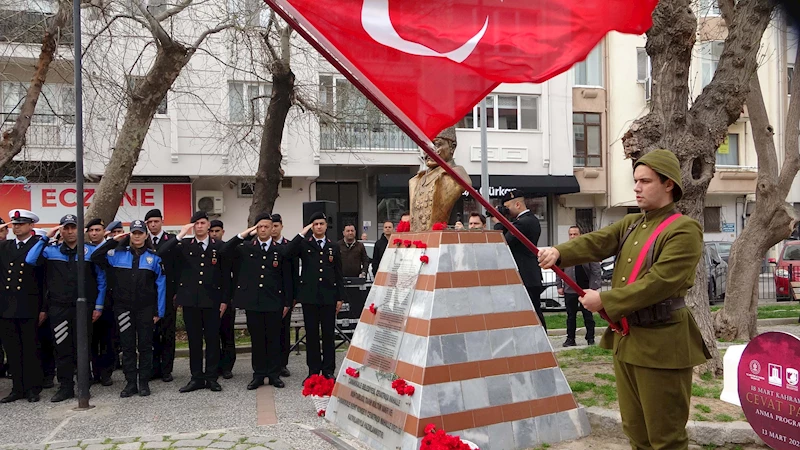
[699,0,720,16]
[716,133,739,166]
[704,207,721,232]
[227,0,264,26]
[574,43,604,87]
[701,41,725,89]
[228,81,271,123]
[456,94,539,131]
[573,113,602,167]
[637,47,651,82]
[789,66,794,96]
[1,81,74,123]
[127,76,167,115]
[576,209,594,233]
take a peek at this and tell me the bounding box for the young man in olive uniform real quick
[539,150,710,450]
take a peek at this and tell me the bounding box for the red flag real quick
[266,0,658,139]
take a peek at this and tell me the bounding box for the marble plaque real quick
[365,248,423,373]
[332,374,412,450]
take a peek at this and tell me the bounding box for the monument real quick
[408,127,470,232]
[324,128,590,450]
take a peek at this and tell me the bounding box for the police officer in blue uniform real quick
[26,214,107,402]
[91,220,166,398]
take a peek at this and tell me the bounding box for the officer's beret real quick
[210,219,224,229]
[190,211,209,223]
[106,220,123,231]
[501,189,525,203]
[86,218,104,230]
[270,214,282,223]
[634,149,684,202]
[253,212,273,226]
[145,209,163,221]
[308,211,327,225]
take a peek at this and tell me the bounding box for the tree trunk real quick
[248,64,294,225]
[0,2,70,174]
[621,0,774,376]
[713,41,800,340]
[85,43,188,224]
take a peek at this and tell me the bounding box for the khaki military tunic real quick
[555,203,710,369]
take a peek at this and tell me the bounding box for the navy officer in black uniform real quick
[146,208,178,383]
[285,212,346,381]
[209,219,236,380]
[0,209,45,402]
[271,213,299,378]
[26,214,107,402]
[223,213,292,389]
[158,211,228,393]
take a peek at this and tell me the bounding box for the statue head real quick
[423,126,457,168]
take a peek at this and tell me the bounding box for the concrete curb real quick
[546,317,798,337]
[584,406,767,447]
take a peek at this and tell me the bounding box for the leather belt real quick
[626,297,686,326]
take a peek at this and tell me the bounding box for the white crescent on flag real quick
[361,0,489,63]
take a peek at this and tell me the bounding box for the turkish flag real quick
[266,0,658,140]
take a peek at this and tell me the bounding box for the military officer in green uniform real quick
[539,149,710,450]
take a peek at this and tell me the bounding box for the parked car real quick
[539,268,565,311]
[770,240,800,301]
[705,243,727,303]
[601,256,614,282]
[705,240,732,263]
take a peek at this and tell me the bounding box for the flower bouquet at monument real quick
[302,374,335,417]
[420,425,479,450]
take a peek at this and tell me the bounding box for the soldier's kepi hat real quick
[145,209,163,221]
[308,211,327,225]
[253,212,273,226]
[190,211,209,223]
[501,189,525,203]
[9,209,39,224]
[634,149,684,202]
[86,218,104,230]
[130,220,147,233]
[60,214,78,226]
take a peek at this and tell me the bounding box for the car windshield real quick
[782,246,800,261]
[716,243,732,256]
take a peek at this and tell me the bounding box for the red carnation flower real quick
[420,255,430,264]
[392,238,402,246]
[317,410,325,417]
[403,239,412,247]
[396,221,410,232]
[417,242,428,249]
[432,222,447,231]
[424,424,437,435]
[404,385,415,396]
[369,303,377,314]
[345,367,360,378]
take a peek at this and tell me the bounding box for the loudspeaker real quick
[303,200,337,241]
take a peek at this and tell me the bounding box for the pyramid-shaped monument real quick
[325,230,590,450]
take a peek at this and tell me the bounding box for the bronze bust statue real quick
[408,126,469,232]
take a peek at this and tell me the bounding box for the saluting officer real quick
[87,218,115,386]
[26,214,107,402]
[285,212,346,381]
[223,213,292,389]
[158,211,228,393]
[0,209,46,403]
[91,220,166,398]
[146,209,178,383]
[271,213,299,378]
[209,219,236,380]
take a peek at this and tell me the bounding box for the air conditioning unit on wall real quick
[196,190,224,216]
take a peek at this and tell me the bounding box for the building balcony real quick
[320,121,418,153]
[0,9,73,45]
[1,113,75,150]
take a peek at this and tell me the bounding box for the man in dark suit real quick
[286,212,346,380]
[209,219,236,380]
[223,214,292,389]
[146,208,178,382]
[556,226,601,346]
[158,211,228,393]
[271,214,299,378]
[371,221,393,277]
[0,209,45,402]
[502,190,546,331]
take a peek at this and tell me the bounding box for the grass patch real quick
[694,404,711,413]
[592,384,618,404]
[693,413,709,421]
[700,371,713,382]
[579,397,599,407]
[714,414,735,422]
[559,346,613,362]
[711,303,799,319]
[594,373,615,383]
[569,381,596,393]
[692,383,723,399]
[542,313,603,330]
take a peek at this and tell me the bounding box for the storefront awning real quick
[377,174,581,197]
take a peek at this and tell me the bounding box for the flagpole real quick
[73,0,92,411]
[480,98,489,217]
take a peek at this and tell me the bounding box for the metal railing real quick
[0,114,75,148]
[0,9,73,44]
[320,121,418,152]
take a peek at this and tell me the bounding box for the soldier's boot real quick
[562,338,577,347]
[139,381,151,397]
[50,387,75,403]
[120,381,138,398]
